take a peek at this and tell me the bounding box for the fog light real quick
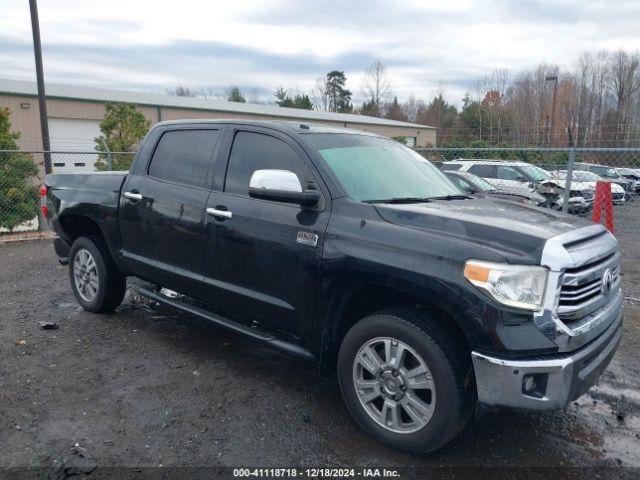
[523,375,537,393]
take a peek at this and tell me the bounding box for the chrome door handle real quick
[206,208,233,220]
[123,191,143,201]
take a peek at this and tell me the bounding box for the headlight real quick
[463,260,548,311]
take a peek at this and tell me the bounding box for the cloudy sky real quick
[1,0,639,106]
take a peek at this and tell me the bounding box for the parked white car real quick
[551,170,626,204]
[616,167,640,194]
[441,159,594,214]
[574,163,633,198]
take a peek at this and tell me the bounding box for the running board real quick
[138,287,315,362]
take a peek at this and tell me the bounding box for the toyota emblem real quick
[601,268,614,296]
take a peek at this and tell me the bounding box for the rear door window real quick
[148,129,219,188]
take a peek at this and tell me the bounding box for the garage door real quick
[48,118,101,172]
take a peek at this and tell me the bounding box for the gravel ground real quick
[1,201,639,478]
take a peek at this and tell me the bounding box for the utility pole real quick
[562,126,576,214]
[545,75,558,147]
[29,0,51,174]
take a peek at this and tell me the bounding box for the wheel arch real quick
[319,282,472,377]
[58,214,103,244]
[57,213,125,272]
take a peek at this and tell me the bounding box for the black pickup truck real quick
[44,120,623,453]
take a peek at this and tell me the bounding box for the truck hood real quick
[374,197,589,260]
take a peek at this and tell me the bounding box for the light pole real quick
[545,75,558,147]
[29,0,51,174]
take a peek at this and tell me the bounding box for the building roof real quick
[0,78,435,130]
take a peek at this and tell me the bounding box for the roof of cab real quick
[153,119,383,137]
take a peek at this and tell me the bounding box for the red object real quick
[591,181,614,233]
[40,185,48,217]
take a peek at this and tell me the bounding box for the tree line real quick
[169,49,640,147]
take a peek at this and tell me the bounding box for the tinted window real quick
[441,163,461,171]
[469,164,496,178]
[225,131,308,195]
[148,130,219,188]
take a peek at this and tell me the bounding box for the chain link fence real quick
[416,148,640,230]
[0,149,135,234]
[0,147,639,234]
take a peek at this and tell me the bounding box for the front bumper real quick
[471,311,622,410]
[567,197,593,214]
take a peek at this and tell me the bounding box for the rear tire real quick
[337,308,475,453]
[69,236,126,312]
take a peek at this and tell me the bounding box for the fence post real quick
[562,148,575,214]
[100,138,113,170]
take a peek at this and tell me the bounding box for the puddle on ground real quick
[572,378,640,465]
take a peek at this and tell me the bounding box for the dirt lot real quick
[1,201,639,478]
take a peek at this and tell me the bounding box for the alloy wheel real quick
[352,336,436,434]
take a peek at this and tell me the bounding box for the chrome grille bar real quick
[536,224,621,352]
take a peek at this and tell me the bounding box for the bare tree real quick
[607,50,640,143]
[474,69,510,143]
[167,85,198,97]
[312,75,329,111]
[403,95,422,122]
[199,87,226,100]
[362,60,393,113]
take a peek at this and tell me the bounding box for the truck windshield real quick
[305,134,462,202]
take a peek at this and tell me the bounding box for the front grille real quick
[560,264,619,306]
[613,192,624,200]
[558,247,621,325]
[582,190,594,200]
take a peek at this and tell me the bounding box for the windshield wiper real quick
[427,194,473,200]
[363,197,432,204]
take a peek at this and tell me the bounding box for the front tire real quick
[337,308,475,453]
[69,236,126,312]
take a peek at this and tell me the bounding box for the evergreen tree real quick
[226,86,246,103]
[359,98,380,117]
[384,96,408,121]
[95,103,150,171]
[0,108,38,230]
[274,87,314,109]
[325,71,353,113]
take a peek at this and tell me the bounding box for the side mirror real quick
[249,169,320,207]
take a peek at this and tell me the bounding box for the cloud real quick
[0,0,639,106]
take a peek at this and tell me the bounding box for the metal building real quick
[0,78,437,164]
